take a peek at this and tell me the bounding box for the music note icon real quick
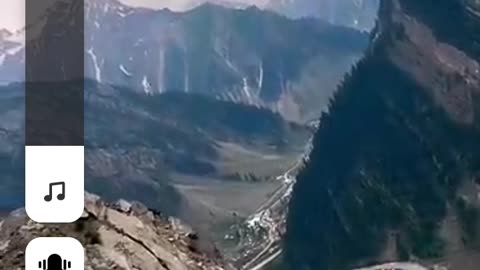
[44,182,66,202]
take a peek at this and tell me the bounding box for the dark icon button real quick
[44,182,66,202]
[38,254,72,270]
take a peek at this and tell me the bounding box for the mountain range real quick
[116,0,380,31]
[0,0,368,122]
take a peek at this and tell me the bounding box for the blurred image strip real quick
[25,0,84,146]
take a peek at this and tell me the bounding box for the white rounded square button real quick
[26,237,84,270]
[25,146,84,223]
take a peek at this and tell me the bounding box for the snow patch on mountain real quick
[119,64,132,76]
[87,48,102,82]
[142,75,153,94]
[257,65,263,91]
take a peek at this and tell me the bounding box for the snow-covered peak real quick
[86,0,130,12]
[0,29,12,40]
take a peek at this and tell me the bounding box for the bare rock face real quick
[0,193,232,270]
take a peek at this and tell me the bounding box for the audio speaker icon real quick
[38,254,72,270]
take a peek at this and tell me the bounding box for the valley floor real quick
[172,173,282,235]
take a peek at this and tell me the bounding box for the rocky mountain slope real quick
[0,193,231,270]
[286,0,480,269]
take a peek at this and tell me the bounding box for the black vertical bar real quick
[25,0,84,146]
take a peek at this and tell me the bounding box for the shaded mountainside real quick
[0,193,231,270]
[285,0,480,270]
[0,81,309,216]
